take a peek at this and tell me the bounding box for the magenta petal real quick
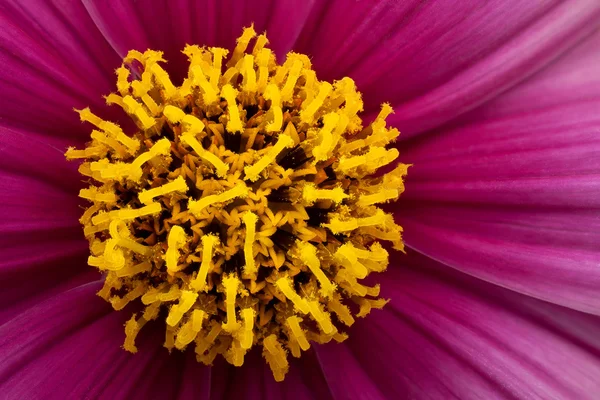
[318,251,600,399]
[0,126,92,323]
[344,0,600,136]
[0,0,122,137]
[397,28,600,314]
[83,0,316,83]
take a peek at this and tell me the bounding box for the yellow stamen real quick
[242,212,258,276]
[221,84,243,132]
[139,176,188,205]
[275,277,310,314]
[165,225,188,275]
[188,183,249,216]
[324,209,387,234]
[222,274,241,332]
[239,308,255,349]
[300,81,332,124]
[244,133,293,181]
[166,290,199,327]
[263,84,283,132]
[286,316,310,351]
[297,242,335,297]
[190,235,219,291]
[302,183,348,205]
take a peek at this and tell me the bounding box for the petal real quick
[0,126,92,323]
[397,28,600,314]
[0,0,123,137]
[317,251,600,399]
[293,0,600,137]
[83,0,317,83]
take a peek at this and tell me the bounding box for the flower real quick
[1,0,600,399]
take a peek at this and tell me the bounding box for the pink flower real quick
[1,0,600,398]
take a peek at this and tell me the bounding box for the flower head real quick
[66,27,406,380]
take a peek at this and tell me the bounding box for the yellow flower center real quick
[67,26,408,381]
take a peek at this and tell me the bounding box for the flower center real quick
[67,26,407,381]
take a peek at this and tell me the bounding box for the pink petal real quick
[317,251,600,398]
[0,127,93,323]
[302,0,599,137]
[0,0,123,137]
[83,0,317,83]
[398,28,600,314]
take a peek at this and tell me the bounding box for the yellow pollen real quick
[67,27,407,382]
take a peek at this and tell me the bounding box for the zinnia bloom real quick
[1,0,600,398]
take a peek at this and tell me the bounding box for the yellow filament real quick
[329,297,355,326]
[334,244,369,279]
[190,65,219,104]
[222,84,243,132]
[209,47,228,87]
[180,134,229,177]
[302,184,348,205]
[324,209,387,234]
[166,290,199,327]
[337,147,399,174]
[312,112,340,161]
[256,48,272,92]
[122,96,156,130]
[222,274,241,332]
[307,300,334,334]
[188,183,249,216]
[263,84,283,132]
[276,277,310,314]
[240,54,257,92]
[77,108,139,154]
[300,81,332,124]
[244,133,293,181]
[281,59,303,102]
[242,212,258,276]
[227,25,256,68]
[190,235,219,291]
[357,188,399,207]
[138,176,188,205]
[175,309,206,349]
[297,242,335,297]
[165,225,188,274]
[240,308,255,349]
[286,316,310,350]
[78,187,117,204]
[150,63,177,99]
[91,202,162,226]
[116,261,152,278]
[123,315,146,353]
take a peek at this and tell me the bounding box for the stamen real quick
[222,274,241,332]
[242,212,258,276]
[296,242,335,297]
[139,176,188,205]
[166,290,199,326]
[191,235,219,291]
[165,225,188,274]
[188,183,249,216]
[276,277,310,314]
[244,133,293,181]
